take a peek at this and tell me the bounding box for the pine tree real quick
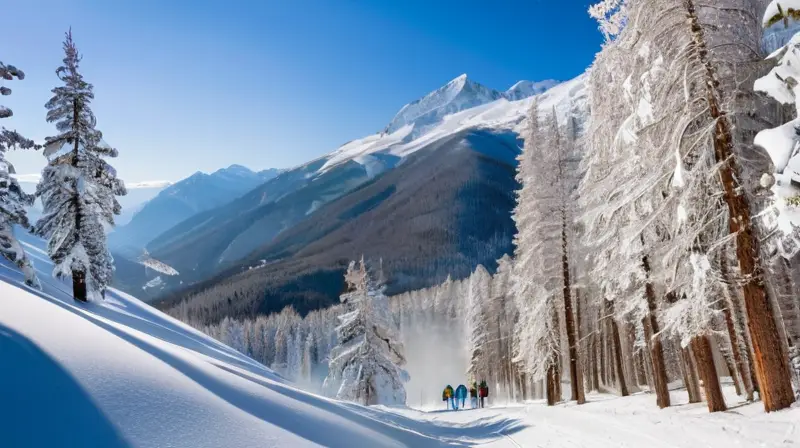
[466,265,492,382]
[34,30,126,302]
[511,101,563,405]
[651,0,793,412]
[323,257,409,405]
[0,61,39,287]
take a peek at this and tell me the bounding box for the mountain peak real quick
[384,74,503,135]
[449,73,468,85]
[215,164,254,175]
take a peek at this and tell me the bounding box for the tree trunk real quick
[720,254,754,401]
[684,0,795,412]
[732,276,760,396]
[585,327,594,392]
[681,347,702,404]
[717,334,742,396]
[72,270,87,302]
[606,300,629,396]
[546,364,558,406]
[642,253,671,408]
[624,323,639,390]
[635,350,648,387]
[691,335,727,412]
[576,289,589,394]
[642,334,656,393]
[607,324,617,387]
[561,221,585,403]
[554,356,563,402]
[591,330,601,391]
[599,325,607,387]
[70,99,88,304]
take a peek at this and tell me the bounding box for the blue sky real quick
[3,0,602,183]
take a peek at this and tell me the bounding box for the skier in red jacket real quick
[478,380,489,408]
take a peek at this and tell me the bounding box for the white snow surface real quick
[388,387,799,448]
[125,180,173,189]
[139,257,179,276]
[320,74,588,174]
[1,241,799,446]
[503,79,560,101]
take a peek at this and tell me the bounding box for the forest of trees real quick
[194,0,800,413]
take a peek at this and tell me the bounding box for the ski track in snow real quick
[1,236,798,447]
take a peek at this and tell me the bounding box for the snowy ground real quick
[388,387,799,447]
[1,237,798,447]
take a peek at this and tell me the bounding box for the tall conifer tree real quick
[35,30,126,301]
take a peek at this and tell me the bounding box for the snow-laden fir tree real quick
[0,61,39,287]
[34,30,126,302]
[465,264,492,382]
[489,254,520,401]
[511,101,564,405]
[584,0,796,412]
[636,0,793,412]
[323,257,409,405]
[588,0,628,41]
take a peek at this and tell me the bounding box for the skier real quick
[469,383,478,408]
[442,385,454,410]
[479,380,489,408]
[455,384,468,410]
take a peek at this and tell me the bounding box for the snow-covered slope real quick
[503,79,560,101]
[0,238,516,448]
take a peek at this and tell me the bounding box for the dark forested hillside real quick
[157,129,521,324]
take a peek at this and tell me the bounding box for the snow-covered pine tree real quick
[323,257,409,405]
[490,254,518,401]
[35,30,126,302]
[511,101,563,406]
[0,61,39,286]
[588,0,628,41]
[465,264,492,382]
[640,0,793,412]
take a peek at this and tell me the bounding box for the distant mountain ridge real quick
[109,165,280,257]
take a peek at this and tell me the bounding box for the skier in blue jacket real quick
[455,384,468,410]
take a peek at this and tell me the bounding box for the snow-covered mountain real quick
[320,74,584,174]
[109,165,280,256]
[384,74,505,135]
[383,75,561,137]
[141,73,588,315]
